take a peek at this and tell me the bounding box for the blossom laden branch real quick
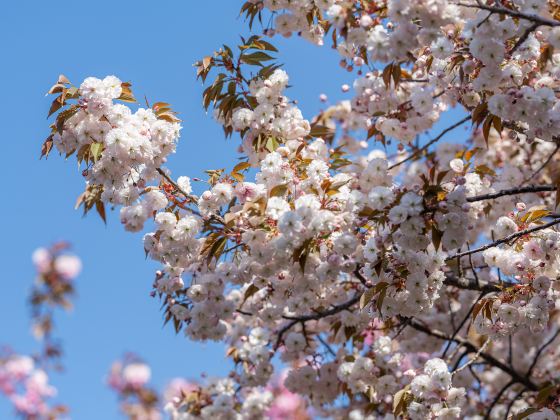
[446,218,560,261]
[456,2,560,27]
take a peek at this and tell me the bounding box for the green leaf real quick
[240,51,274,66]
[90,142,103,162]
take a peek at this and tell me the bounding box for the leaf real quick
[382,63,393,88]
[231,172,244,182]
[206,235,228,264]
[376,285,388,314]
[360,288,377,310]
[202,56,213,70]
[48,95,64,118]
[57,74,70,85]
[40,136,54,159]
[309,124,335,139]
[265,136,280,152]
[90,142,103,162]
[293,239,313,273]
[471,102,488,126]
[483,299,494,320]
[393,386,412,417]
[56,106,79,134]
[118,82,136,103]
[525,209,551,224]
[535,383,556,405]
[232,161,251,173]
[492,116,503,134]
[96,200,106,224]
[432,225,443,250]
[514,408,539,420]
[392,63,401,86]
[474,164,496,178]
[254,39,277,52]
[241,284,259,306]
[240,51,274,66]
[482,115,493,146]
[472,300,484,320]
[269,184,288,197]
[464,147,481,162]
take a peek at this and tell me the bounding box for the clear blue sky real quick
[0,2,466,418]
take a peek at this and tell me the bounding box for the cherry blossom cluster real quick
[30,243,82,347]
[107,356,161,420]
[0,245,81,419]
[0,353,59,419]
[41,0,560,418]
[106,358,311,420]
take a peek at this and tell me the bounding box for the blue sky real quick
[0,1,354,418]
[0,2,468,418]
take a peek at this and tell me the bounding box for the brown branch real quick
[442,292,485,358]
[156,167,194,201]
[456,2,560,27]
[443,273,506,293]
[274,294,361,350]
[484,380,514,420]
[524,144,560,184]
[389,116,471,170]
[510,22,540,54]
[406,319,538,391]
[466,185,556,202]
[446,218,560,261]
[526,328,560,377]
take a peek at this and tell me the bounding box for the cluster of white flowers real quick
[52,75,181,232]
[230,69,310,160]
[43,0,560,417]
[408,358,466,420]
[336,336,400,397]
[0,354,57,418]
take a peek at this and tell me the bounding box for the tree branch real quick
[526,329,560,377]
[466,185,556,202]
[406,318,538,391]
[484,380,514,420]
[456,2,560,27]
[446,218,560,261]
[443,273,506,293]
[274,294,361,350]
[389,116,471,170]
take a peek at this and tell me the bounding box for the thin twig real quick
[467,185,556,202]
[446,218,560,261]
[275,294,361,350]
[524,144,560,184]
[456,2,560,27]
[526,329,560,377]
[389,116,471,169]
[316,334,336,358]
[505,387,527,419]
[453,337,491,375]
[442,292,485,358]
[407,319,538,390]
[510,22,539,54]
[484,380,514,420]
